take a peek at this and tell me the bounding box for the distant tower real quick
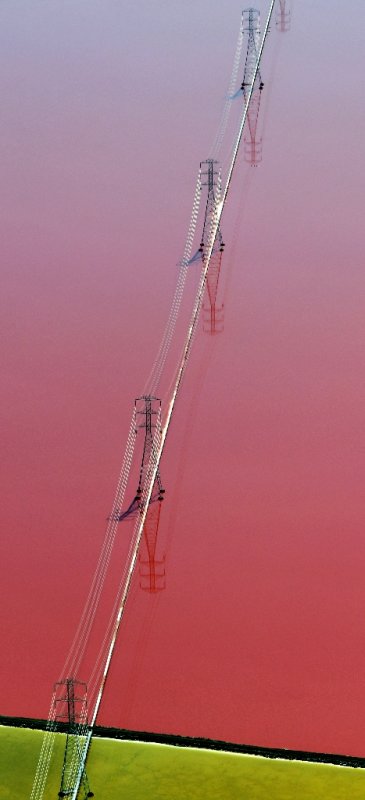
[276,0,290,32]
[199,159,225,334]
[117,396,166,592]
[241,8,264,166]
[134,395,164,505]
[117,395,165,520]
[199,159,221,254]
[54,678,93,799]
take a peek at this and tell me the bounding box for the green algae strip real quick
[2,725,365,800]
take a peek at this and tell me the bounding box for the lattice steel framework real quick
[241,9,264,166]
[199,159,225,333]
[117,395,165,521]
[117,395,166,592]
[54,679,93,799]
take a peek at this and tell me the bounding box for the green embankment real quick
[1,725,365,799]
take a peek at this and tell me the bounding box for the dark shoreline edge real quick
[1,715,364,770]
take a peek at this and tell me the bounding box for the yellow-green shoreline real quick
[2,724,365,799]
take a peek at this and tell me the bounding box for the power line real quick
[69,3,276,797]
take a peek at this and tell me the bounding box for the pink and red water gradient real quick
[1,0,365,757]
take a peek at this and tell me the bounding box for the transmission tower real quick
[54,678,93,799]
[117,395,165,520]
[241,8,264,166]
[197,159,225,334]
[199,159,220,253]
[276,0,290,32]
[117,396,166,591]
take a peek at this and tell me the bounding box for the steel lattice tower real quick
[54,678,93,799]
[241,9,264,166]
[117,395,165,520]
[116,395,166,592]
[199,159,221,255]
[199,160,225,333]
[135,395,164,502]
